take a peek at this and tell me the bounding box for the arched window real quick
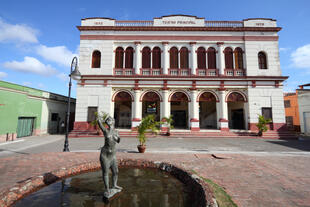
[152,47,161,69]
[180,47,189,69]
[224,47,233,69]
[142,47,151,68]
[207,47,217,69]
[258,52,267,69]
[125,47,134,68]
[197,47,206,69]
[91,50,101,68]
[170,47,178,69]
[234,47,244,69]
[115,47,124,68]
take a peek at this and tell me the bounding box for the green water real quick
[13,168,196,207]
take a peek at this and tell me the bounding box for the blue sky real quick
[0,0,309,97]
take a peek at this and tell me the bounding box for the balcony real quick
[196,69,219,76]
[224,69,246,76]
[168,68,191,76]
[140,68,162,76]
[114,68,134,76]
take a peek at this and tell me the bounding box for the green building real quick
[0,80,75,142]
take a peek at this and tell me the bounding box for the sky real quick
[0,0,309,97]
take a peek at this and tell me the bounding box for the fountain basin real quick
[2,159,216,207]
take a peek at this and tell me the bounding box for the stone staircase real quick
[69,129,298,139]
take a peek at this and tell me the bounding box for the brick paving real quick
[0,152,310,207]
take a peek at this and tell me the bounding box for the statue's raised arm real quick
[97,116,108,135]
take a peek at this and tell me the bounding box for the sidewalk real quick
[0,152,310,207]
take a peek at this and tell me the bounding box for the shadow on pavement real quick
[0,149,30,155]
[267,140,310,151]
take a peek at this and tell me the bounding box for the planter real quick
[258,130,263,137]
[137,145,146,153]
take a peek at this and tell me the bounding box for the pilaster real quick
[134,42,141,75]
[132,89,142,129]
[162,42,169,75]
[217,42,225,76]
[218,89,229,131]
[190,89,200,131]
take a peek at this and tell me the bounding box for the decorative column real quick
[162,42,169,75]
[160,81,170,132]
[217,42,225,76]
[134,42,141,75]
[190,88,200,131]
[218,89,229,131]
[190,42,197,75]
[132,84,142,130]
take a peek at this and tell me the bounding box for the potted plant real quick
[162,115,174,136]
[137,114,160,153]
[91,111,108,135]
[256,114,272,136]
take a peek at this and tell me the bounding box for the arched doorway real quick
[114,91,132,129]
[227,92,246,129]
[142,91,161,121]
[199,92,217,129]
[170,92,189,129]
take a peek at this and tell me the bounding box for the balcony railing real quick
[114,68,134,76]
[205,21,243,28]
[168,68,191,76]
[224,69,246,76]
[114,20,243,27]
[140,68,162,76]
[115,21,153,27]
[196,69,219,76]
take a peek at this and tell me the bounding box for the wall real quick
[298,89,310,134]
[0,81,43,141]
[248,87,286,131]
[284,93,300,131]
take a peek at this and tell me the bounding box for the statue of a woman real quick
[97,115,122,198]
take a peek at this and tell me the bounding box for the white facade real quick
[297,87,310,135]
[74,15,287,132]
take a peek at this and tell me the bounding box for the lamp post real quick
[63,57,81,152]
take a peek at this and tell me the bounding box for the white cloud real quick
[3,56,57,76]
[0,19,38,43]
[291,44,310,69]
[57,72,69,81]
[36,44,77,66]
[280,47,290,52]
[0,71,7,79]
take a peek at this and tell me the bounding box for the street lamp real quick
[63,57,81,152]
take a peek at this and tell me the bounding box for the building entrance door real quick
[17,117,35,138]
[231,109,245,129]
[170,92,189,129]
[171,110,187,128]
[113,91,132,129]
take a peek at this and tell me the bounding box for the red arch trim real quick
[168,90,191,102]
[196,90,219,102]
[112,90,134,102]
[225,91,247,102]
[139,90,163,102]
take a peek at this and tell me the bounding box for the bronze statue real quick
[98,115,122,198]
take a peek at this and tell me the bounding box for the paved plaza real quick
[0,135,310,206]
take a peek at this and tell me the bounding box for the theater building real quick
[73,15,287,135]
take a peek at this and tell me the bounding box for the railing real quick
[113,20,244,27]
[114,68,134,75]
[224,69,246,76]
[196,69,219,76]
[140,68,162,76]
[115,21,153,27]
[205,21,243,27]
[168,68,191,76]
